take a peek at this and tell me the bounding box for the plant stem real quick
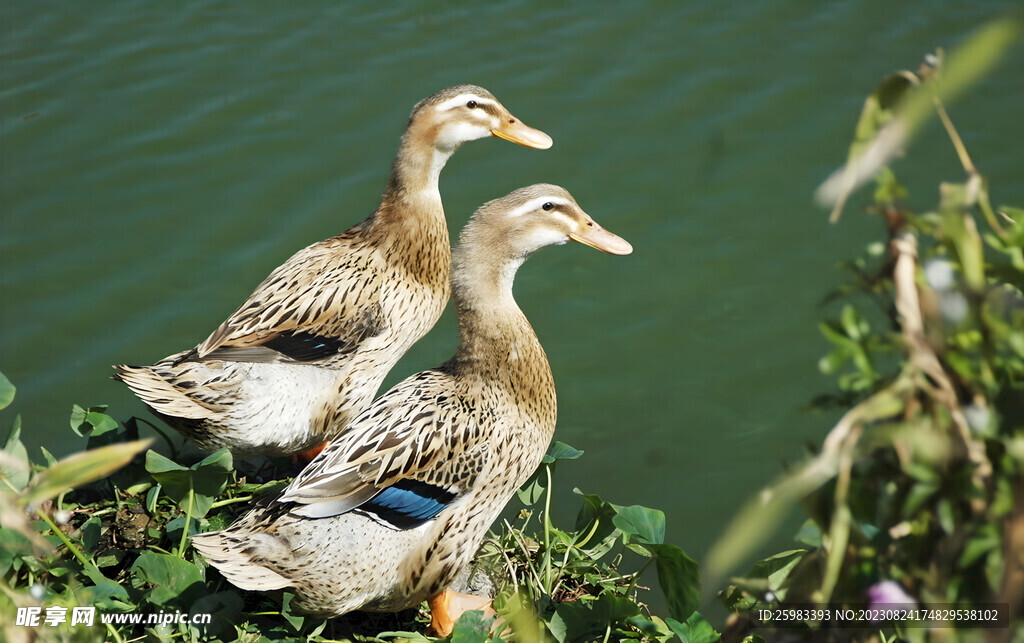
[933,96,1009,240]
[209,494,252,509]
[543,465,553,594]
[37,510,90,568]
[133,416,178,457]
[178,487,194,557]
[624,557,654,598]
[105,622,125,643]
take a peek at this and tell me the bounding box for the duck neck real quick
[367,119,453,287]
[450,249,535,365]
[381,118,452,212]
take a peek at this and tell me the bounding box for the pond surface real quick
[3,0,1022,596]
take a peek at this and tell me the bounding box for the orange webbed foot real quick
[428,588,495,637]
[290,441,330,463]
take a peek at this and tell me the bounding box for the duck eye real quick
[466,100,478,109]
[542,202,554,211]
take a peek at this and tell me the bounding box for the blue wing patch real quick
[362,479,457,529]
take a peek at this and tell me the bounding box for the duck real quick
[190,184,633,635]
[113,85,552,457]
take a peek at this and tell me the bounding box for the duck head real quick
[454,185,632,302]
[463,184,633,261]
[413,85,553,153]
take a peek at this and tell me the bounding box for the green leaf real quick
[519,443,583,505]
[69,404,87,436]
[0,371,14,410]
[0,527,34,575]
[70,404,114,437]
[517,469,546,506]
[130,552,204,606]
[166,515,202,544]
[542,441,584,464]
[145,450,189,476]
[793,520,822,547]
[573,489,620,556]
[1,415,30,490]
[546,609,568,643]
[95,551,124,568]
[748,549,807,590]
[958,524,999,568]
[613,504,666,545]
[188,591,243,639]
[666,611,720,643]
[552,601,599,642]
[902,480,939,517]
[839,305,867,341]
[818,348,849,375]
[85,578,134,611]
[190,449,233,516]
[146,484,161,513]
[593,593,641,623]
[626,614,674,639]
[280,592,305,632]
[38,446,57,467]
[83,564,134,611]
[80,516,102,550]
[647,543,701,621]
[936,498,955,534]
[984,547,1004,592]
[145,448,232,518]
[451,610,492,643]
[21,439,153,507]
[85,411,119,436]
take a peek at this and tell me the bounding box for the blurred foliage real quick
[714,18,1024,643]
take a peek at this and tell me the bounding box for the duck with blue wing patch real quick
[191,184,632,636]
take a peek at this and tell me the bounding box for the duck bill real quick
[569,220,633,255]
[491,116,553,149]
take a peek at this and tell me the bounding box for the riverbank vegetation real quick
[0,378,712,642]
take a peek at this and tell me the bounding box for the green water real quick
[3,1,1022,589]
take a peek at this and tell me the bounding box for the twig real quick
[933,97,1008,240]
[495,539,520,595]
[820,437,857,604]
[891,231,991,508]
[506,520,545,591]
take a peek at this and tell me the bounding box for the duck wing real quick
[193,227,386,364]
[278,369,487,526]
